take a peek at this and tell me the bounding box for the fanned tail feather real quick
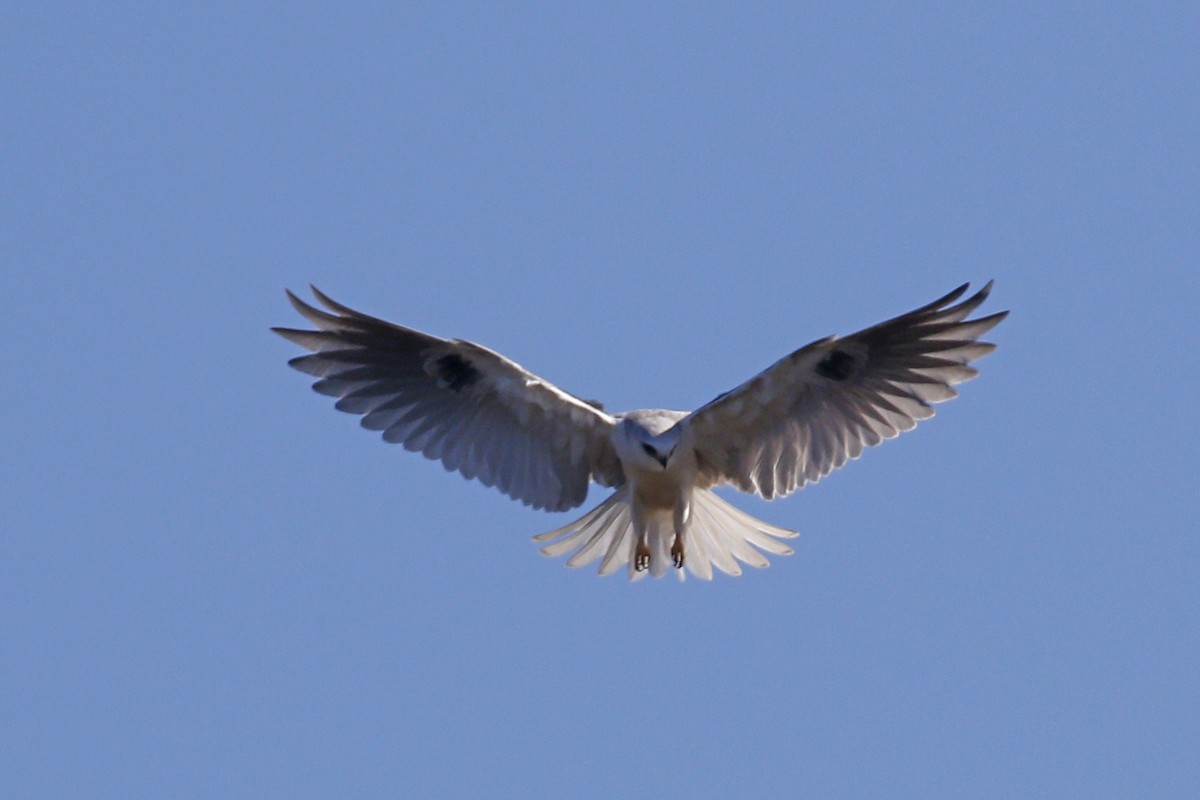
[533,488,797,581]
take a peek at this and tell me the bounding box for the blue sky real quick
[3,3,1197,797]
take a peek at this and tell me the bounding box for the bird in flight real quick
[274,282,1006,581]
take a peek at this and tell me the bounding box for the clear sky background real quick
[3,3,1198,798]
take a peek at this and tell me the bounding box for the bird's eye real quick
[641,443,657,457]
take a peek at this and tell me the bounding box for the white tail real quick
[533,488,798,581]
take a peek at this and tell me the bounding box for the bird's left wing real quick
[273,288,623,511]
[681,282,1007,499]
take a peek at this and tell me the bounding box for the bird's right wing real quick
[681,282,1007,499]
[273,288,623,512]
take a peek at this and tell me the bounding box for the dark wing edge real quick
[682,281,1008,499]
[272,287,623,511]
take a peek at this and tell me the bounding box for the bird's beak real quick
[657,445,676,468]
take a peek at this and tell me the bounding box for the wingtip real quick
[910,282,970,316]
[928,279,1003,324]
[938,279,998,310]
[309,284,338,310]
[979,281,1008,320]
[283,287,314,314]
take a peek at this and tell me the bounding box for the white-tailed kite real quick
[274,282,1006,581]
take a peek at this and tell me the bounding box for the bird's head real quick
[619,420,680,471]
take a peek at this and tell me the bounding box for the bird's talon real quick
[671,537,685,569]
[635,540,651,571]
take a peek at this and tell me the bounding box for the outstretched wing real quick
[681,282,1007,499]
[273,288,623,511]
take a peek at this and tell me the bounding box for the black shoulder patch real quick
[435,353,481,392]
[582,398,605,411]
[815,349,856,381]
